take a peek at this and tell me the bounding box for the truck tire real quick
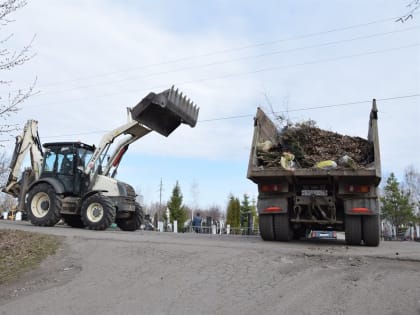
[274,214,292,242]
[116,203,144,231]
[81,194,115,230]
[363,215,380,246]
[62,214,85,228]
[345,215,362,245]
[259,214,275,241]
[27,183,61,227]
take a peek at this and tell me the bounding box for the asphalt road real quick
[0,220,419,315]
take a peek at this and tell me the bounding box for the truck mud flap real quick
[131,86,199,136]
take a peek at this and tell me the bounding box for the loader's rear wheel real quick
[81,194,115,230]
[27,183,61,227]
[345,215,362,245]
[62,214,85,228]
[116,203,144,231]
[363,215,380,246]
[259,214,275,241]
[274,214,292,242]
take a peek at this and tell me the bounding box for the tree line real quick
[152,165,420,236]
[380,166,420,237]
[135,181,258,233]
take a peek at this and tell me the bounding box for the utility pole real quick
[158,178,164,221]
[191,180,199,223]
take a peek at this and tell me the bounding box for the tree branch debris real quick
[257,121,374,170]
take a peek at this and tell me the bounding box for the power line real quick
[34,14,412,89]
[25,42,420,109]
[37,93,419,140]
[187,43,420,85]
[199,94,420,122]
[36,26,420,97]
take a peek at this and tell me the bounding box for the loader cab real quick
[41,142,95,196]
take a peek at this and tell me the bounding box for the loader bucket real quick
[131,86,199,136]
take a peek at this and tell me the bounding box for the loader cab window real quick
[77,148,93,171]
[43,150,56,172]
[42,145,75,175]
[58,149,74,175]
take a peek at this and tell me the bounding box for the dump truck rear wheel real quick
[62,214,85,228]
[345,215,362,245]
[116,203,144,231]
[27,183,61,227]
[362,215,380,246]
[259,214,275,241]
[81,194,115,230]
[274,214,292,242]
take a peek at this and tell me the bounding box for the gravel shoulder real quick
[0,220,419,315]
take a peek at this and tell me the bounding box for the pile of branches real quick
[258,122,374,169]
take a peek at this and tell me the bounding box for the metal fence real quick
[185,225,260,236]
[142,220,260,236]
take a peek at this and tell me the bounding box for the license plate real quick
[301,190,328,196]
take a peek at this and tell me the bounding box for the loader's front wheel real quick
[27,183,61,227]
[116,203,144,231]
[81,194,115,230]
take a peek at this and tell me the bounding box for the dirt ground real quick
[0,220,419,315]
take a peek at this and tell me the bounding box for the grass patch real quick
[0,229,61,285]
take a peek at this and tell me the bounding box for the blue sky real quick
[2,0,419,211]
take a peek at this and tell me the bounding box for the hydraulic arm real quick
[2,120,43,206]
[84,85,199,180]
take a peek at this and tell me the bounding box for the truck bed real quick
[247,166,379,183]
[247,101,382,246]
[247,103,381,184]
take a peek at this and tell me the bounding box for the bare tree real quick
[396,0,420,23]
[403,165,420,215]
[0,0,36,142]
[206,205,222,221]
[0,150,9,184]
[134,186,144,205]
[189,180,199,220]
[147,201,165,222]
[0,191,15,211]
[198,205,222,221]
[0,151,16,211]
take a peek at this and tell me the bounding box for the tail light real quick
[258,184,282,193]
[351,207,370,213]
[345,185,370,193]
[265,207,283,212]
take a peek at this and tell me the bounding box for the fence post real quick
[158,221,164,232]
[211,224,216,234]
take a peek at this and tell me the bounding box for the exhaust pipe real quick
[131,86,199,137]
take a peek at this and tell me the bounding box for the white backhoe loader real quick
[2,86,199,231]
